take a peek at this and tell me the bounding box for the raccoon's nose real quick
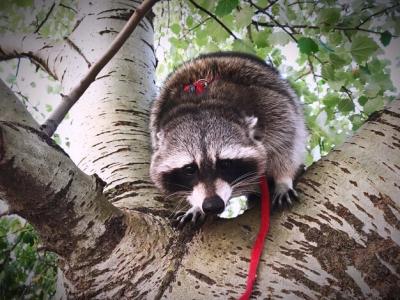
[202,196,225,214]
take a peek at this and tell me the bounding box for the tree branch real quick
[0,33,61,79]
[181,16,211,39]
[34,2,56,33]
[249,0,298,42]
[40,0,158,137]
[188,0,238,40]
[357,3,400,28]
[252,21,399,37]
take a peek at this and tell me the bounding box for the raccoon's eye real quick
[217,159,232,170]
[182,163,198,176]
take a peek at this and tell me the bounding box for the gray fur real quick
[150,52,307,221]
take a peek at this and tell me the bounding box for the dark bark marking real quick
[374,115,400,132]
[279,246,308,263]
[353,202,374,219]
[91,147,131,163]
[340,167,350,174]
[383,142,395,150]
[370,129,385,136]
[65,37,91,68]
[115,108,148,117]
[186,269,217,285]
[382,161,396,173]
[109,192,139,203]
[113,120,139,127]
[392,142,400,149]
[349,180,358,187]
[34,2,56,33]
[363,192,400,230]
[298,178,321,194]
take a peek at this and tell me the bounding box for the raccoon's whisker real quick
[231,172,260,186]
[231,190,261,197]
[231,178,260,190]
[168,197,190,218]
[162,180,192,190]
[164,191,190,201]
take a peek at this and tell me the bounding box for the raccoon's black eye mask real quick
[216,159,258,184]
[161,163,199,192]
[161,159,258,193]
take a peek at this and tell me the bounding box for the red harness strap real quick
[239,176,270,300]
[182,78,270,298]
[183,77,216,95]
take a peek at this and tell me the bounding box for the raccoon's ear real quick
[153,130,164,149]
[245,116,260,141]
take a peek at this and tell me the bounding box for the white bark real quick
[0,80,177,299]
[56,0,159,209]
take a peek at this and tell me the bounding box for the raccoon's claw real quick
[174,207,205,229]
[272,184,298,210]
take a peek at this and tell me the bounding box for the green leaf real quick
[236,6,253,28]
[256,0,269,6]
[186,16,194,28]
[338,98,355,114]
[323,93,339,108]
[380,30,392,47]
[350,35,379,64]
[253,29,269,48]
[195,29,208,46]
[215,0,238,16]
[358,96,368,106]
[15,0,33,7]
[269,31,291,46]
[350,114,364,131]
[318,8,341,26]
[297,37,319,55]
[170,23,180,35]
[321,64,335,81]
[363,96,384,115]
[329,53,347,67]
[206,20,230,42]
[364,82,380,97]
[21,231,35,246]
[231,39,256,54]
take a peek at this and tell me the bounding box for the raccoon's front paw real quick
[174,207,205,229]
[272,183,298,209]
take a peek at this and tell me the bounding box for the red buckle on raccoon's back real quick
[183,77,214,95]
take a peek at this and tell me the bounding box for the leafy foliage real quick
[0,217,57,299]
[154,0,399,163]
[0,0,76,39]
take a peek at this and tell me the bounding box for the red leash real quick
[239,176,270,300]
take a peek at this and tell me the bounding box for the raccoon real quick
[150,52,307,226]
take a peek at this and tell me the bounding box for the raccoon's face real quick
[150,110,266,215]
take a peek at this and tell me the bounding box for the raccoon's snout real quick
[202,195,225,214]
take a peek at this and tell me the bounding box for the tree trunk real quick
[1,0,399,298]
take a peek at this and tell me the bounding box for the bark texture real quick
[165,101,400,299]
[1,0,399,298]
